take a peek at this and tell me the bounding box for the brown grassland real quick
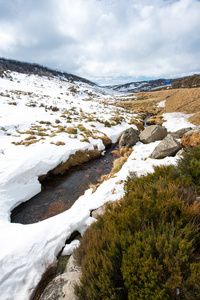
[118,87,200,126]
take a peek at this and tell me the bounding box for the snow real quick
[162,112,195,132]
[157,100,166,107]
[62,240,80,256]
[0,70,197,300]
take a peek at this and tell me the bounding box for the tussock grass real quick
[39,149,102,180]
[66,127,78,134]
[116,87,200,126]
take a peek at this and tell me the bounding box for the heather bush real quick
[176,145,200,189]
[75,147,200,300]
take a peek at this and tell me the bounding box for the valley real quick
[0,58,199,300]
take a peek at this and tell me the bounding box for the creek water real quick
[11,144,118,224]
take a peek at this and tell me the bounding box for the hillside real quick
[115,87,200,127]
[0,58,199,300]
[105,74,200,93]
[0,57,96,85]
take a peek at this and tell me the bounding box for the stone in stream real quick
[111,150,121,157]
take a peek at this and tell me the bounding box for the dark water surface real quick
[11,145,117,224]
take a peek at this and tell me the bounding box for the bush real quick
[75,147,200,300]
[176,145,200,189]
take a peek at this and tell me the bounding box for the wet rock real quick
[170,127,192,139]
[40,255,81,300]
[139,125,167,144]
[119,127,139,148]
[150,134,182,159]
[181,126,200,147]
[111,150,121,157]
[39,272,81,300]
[64,254,80,273]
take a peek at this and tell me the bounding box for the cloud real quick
[0,0,199,84]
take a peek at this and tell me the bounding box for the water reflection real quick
[11,145,117,224]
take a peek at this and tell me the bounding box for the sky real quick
[0,0,200,85]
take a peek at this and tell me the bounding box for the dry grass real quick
[100,148,133,183]
[189,111,200,125]
[100,135,112,147]
[66,127,78,134]
[51,141,65,146]
[117,87,200,126]
[39,149,102,180]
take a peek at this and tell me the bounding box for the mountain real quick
[1,58,199,94]
[0,57,96,86]
[105,75,200,93]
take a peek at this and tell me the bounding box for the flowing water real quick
[11,144,118,224]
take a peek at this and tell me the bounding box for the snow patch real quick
[163,112,195,132]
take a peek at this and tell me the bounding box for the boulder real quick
[139,125,167,144]
[170,127,192,139]
[119,127,139,148]
[150,134,182,159]
[181,127,200,148]
[91,203,108,219]
[111,150,121,157]
[64,254,81,273]
[39,272,81,300]
[40,254,81,300]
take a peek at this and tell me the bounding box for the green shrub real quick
[176,145,200,189]
[75,147,200,300]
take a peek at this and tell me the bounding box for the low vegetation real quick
[116,86,200,126]
[75,146,200,300]
[172,75,200,89]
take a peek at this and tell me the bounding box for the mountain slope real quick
[105,75,200,93]
[0,57,96,85]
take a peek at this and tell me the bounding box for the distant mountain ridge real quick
[104,75,200,93]
[1,57,199,93]
[0,57,96,86]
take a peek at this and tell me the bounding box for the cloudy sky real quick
[0,0,200,84]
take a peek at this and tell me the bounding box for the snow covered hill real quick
[0,59,196,300]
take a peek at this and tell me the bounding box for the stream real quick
[11,144,118,224]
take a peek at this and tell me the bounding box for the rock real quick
[91,203,108,219]
[111,150,121,157]
[170,127,192,139]
[64,254,81,273]
[150,134,182,159]
[181,126,200,147]
[40,254,81,300]
[139,125,167,144]
[39,272,81,300]
[119,127,139,148]
[176,148,185,157]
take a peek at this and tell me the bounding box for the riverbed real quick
[11,144,118,224]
